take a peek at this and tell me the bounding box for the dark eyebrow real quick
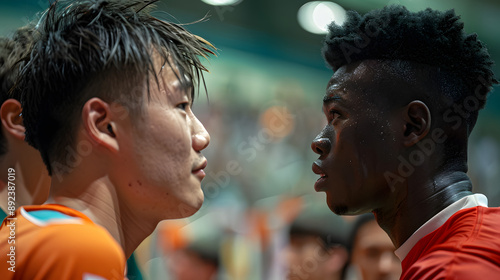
[174,76,194,104]
[323,95,342,104]
[181,77,194,104]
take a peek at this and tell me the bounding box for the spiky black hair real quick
[17,0,215,175]
[322,6,497,116]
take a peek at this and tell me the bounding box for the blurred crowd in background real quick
[1,0,500,279]
[136,193,402,280]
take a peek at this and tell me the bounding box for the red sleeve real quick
[402,248,500,280]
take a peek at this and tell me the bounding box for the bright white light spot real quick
[298,1,346,34]
[201,0,242,6]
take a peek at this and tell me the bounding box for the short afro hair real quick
[322,6,497,122]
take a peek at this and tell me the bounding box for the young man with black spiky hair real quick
[0,0,215,279]
[311,5,500,279]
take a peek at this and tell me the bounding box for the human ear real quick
[402,100,431,147]
[81,98,119,152]
[0,99,25,141]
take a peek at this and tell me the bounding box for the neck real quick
[0,149,50,212]
[375,169,473,248]
[48,174,157,258]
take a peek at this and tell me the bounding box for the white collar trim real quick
[395,193,488,261]
[20,207,83,227]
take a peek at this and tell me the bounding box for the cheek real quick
[334,126,365,174]
[333,125,384,194]
[134,112,193,177]
[351,122,394,167]
[150,111,191,152]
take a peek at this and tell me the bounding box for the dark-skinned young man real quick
[311,6,500,279]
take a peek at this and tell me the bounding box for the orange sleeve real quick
[19,223,126,280]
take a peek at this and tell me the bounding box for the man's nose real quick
[192,117,210,152]
[311,136,331,156]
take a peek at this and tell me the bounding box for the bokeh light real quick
[298,1,347,34]
[201,0,243,6]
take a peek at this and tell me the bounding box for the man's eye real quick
[177,102,189,111]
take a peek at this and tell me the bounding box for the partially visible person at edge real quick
[344,213,401,280]
[0,27,50,222]
[311,5,500,279]
[0,0,214,279]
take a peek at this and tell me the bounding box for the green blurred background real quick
[1,0,499,208]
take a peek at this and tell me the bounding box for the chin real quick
[174,191,205,218]
[328,198,375,216]
[325,193,349,215]
[328,203,349,215]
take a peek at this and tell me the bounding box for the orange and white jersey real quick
[0,204,126,280]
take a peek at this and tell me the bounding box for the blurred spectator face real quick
[285,233,347,280]
[168,249,218,280]
[350,219,401,280]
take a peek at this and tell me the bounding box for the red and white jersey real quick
[397,194,500,279]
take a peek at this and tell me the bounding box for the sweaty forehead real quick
[156,60,193,100]
[327,60,417,109]
[325,61,378,107]
[328,60,379,89]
